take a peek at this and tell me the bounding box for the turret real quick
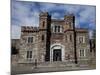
[39,12,51,30]
[64,14,75,30]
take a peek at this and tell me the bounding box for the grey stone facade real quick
[18,12,90,65]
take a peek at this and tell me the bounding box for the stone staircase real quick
[37,61,76,68]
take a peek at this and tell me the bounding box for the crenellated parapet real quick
[39,12,49,17]
[21,26,39,32]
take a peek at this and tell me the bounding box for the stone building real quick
[18,12,90,64]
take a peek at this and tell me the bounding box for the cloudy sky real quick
[11,0,96,39]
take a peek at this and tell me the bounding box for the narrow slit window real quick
[42,21,45,27]
[70,35,72,42]
[42,35,44,41]
[58,26,60,32]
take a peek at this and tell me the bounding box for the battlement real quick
[39,12,49,16]
[21,26,39,32]
[75,28,88,33]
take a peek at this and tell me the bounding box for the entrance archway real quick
[50,43,65,62]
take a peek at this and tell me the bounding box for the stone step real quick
[38,61,75,67]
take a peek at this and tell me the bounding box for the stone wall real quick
[76,31,90,64]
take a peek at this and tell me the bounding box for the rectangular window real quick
[42,21,45,27]
[53,25,62,33]
[58,26,60,32]
[79,49,85,57]
[78,36,85,43]
[28,37,33,43]
[55,26,57,32]
[27,51,32,59]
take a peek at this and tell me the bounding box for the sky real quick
[11,0,96,39]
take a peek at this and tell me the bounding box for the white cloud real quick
[79,6,95,23]
[12,1,39,26]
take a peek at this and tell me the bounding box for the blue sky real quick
[11,0,96,39]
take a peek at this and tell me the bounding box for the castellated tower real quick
[38,12,51,61]
[64,14,75,30]
[63,14,77,63]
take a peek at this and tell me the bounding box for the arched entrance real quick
[50,43,65,62]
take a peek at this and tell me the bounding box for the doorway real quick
[53,49,62,61]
